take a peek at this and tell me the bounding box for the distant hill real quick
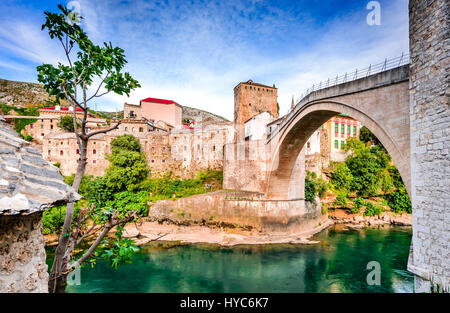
[1,78,229,123]
[0,78,67,107]
[182,106,229,123]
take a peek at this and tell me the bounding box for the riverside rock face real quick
[408,0,450,292]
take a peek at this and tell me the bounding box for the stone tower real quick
[234,80,278,140]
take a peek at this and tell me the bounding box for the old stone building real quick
[0,116,79,293]
[42,111,235,178]
[234,80,278,140]
[24,106,103,144]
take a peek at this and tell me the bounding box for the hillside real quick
[182,106,229,123]
[0,78,230,123]
[0,78,52,107]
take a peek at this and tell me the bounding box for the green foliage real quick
[343,137,391,197]
[106,191,150,216]
[354,197,365,209]
[90,227,139,269]
[305,171,328,202]
[37,5,140,105]
[0,105,41,135]
[333,190,349,208]
[24,134,33,142]
[42,202,84,235]
[363,202,383,216]
[63,174,93,197]
[359,126,382,147]
[84,176,114,207]
[58,115,80,132]
[386,187,412,213]
[331,163,353,190]
[104,135,148,191]
[110,134,142,153]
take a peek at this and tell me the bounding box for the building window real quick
[334,140,338,149]
[30,124,33,129]
[151,147,155,152]
[347,125,350,134]
[125,127,128,132]
[184,146,187,151]
[50,125,54,130]
[162,159,166,163]
[151,160,155,163]
[41,124,44,129]
[212,145,216,151]
[93,160,96,164]
[353,126,357,135]
[139,127,143,132]
[307,142,311,149]
[341,141,345,150]
[93,149,96,154]
[162,147,166,153]
[41,133,44,137]
[341,124,345,134]
[335,123,338,133]
[60,150,63,155]
[76,149,80,154]
[48,150,51,155]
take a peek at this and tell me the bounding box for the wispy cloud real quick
[0,0,409,119]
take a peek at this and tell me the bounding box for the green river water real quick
[52,225,413,293]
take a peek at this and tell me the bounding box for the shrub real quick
[305,171,328,202]
[24,134,33,141]
[348,197,364,214]
[333,190,349,208]
[364,202,383,216]
[386,187,412,213]
[331,163,353,190]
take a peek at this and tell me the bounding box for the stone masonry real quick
[408,0,449,292]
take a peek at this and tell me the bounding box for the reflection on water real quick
[54,225,413,293]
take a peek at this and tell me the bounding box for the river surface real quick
[55,225,413,293]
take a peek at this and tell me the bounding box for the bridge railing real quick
[296,53,410,103]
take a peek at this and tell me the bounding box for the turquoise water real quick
[61,225,413,293]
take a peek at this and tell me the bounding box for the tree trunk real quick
[48,138,88,293]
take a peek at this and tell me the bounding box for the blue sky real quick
[0,0,409,119]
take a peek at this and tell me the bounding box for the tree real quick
[37,4,140,293]
[58,115,80,132]
[104,135,149,191]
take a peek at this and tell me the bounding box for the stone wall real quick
[408,0,450,292]
[148,190,326,233]
[0,213,48,293]
[223,140,270,193]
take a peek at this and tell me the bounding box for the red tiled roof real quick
[41,106,84,112]
[141,97,178,105]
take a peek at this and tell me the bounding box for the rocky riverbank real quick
[44,211,411,247]
[120,218,334,246]
[328,209,412,229]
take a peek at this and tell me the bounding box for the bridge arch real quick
[266,100,411,200]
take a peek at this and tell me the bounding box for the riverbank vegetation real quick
[305,127,412,216]
[43,134,223,235]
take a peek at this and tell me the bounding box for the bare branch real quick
[86,71,110,103]
[86,121,121,138]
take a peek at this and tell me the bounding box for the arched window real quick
[93,149,96,154]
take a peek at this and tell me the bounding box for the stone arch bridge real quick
[266,64,411,200]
